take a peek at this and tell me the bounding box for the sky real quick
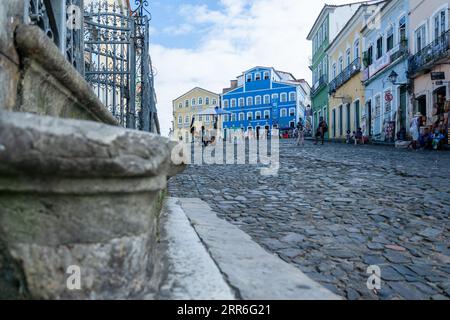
[147,0,364,136]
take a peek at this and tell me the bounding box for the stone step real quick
[159,197,341,300]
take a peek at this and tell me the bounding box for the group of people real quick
[409,112,448,150]
[345,128,365,145]
[295,116,365,146]
[294,116,328,146]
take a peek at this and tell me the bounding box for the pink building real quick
[408,0,450,144]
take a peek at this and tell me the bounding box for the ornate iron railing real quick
[27,0,85,73]
[25,0,159,133]
[390,39,409,63]
[409,30,450,76]
[329,58,360,94]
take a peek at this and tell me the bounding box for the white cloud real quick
[162,23,195,36]
[151,0,364,136]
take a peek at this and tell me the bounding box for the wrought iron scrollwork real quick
[26,0,158,133]
[27,0,84,75]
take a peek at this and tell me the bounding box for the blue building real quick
[361,0,410,142]
[221,67,310,138]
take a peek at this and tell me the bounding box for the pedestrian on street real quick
[296,118,305,146]
[409,113,421,150]
[314,117,328,145]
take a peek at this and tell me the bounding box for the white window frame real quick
[346,48,351,66]
[280,109,287,117]
[263,71,270,80]
[231,99,237,107]
[238,98,245,107]
[255,111,262,120]
[205,97,210,105]
[255,95,262,105]
[289,108,295,117]
[354,39,360,59]
[185,115,190,124]
[231,113,237,121]
[198,97,203,105]
[414,23,427,53]
[247,112,253,121]
[178,115,182,124]
[223,99,229,108]
[280,93,288,103]
[246,74,252,82]
[432,5,448,41]
[263,95,270,104]
[191,98,196,106]
[255,72,261,81]
[239,113,245,121]
[289,92,296,102]
[247,96,253,106]
[264,110,270,119]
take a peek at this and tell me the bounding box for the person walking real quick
[314,117,328,145]
[409,113,421,150]
[296,117,305,146]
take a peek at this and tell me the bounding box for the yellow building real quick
[327,2,382,141]
[173,87,220,142]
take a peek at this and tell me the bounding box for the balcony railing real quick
[328,58,360,95]
[409,30,450,76]
[311,74,328,97]
[362,40,409,82]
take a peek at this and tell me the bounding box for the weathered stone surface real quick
[13,24,118,124]
[0,111,185,299]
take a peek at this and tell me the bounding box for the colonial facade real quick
[307,2,365,138]
[172,87,220,142]
[408,0,450,144]
[361,0,410,142]
[221,67,310,138]
[327,2,383,140]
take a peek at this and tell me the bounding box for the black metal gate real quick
[84,0,133,127]
[26,0,159,133]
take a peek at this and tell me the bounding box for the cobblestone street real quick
[168,140,450,300]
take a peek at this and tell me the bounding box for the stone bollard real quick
[0,111,185,299]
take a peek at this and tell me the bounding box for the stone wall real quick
[0,111,184,299]
[0,1,185,299]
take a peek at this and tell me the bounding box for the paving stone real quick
[388,282,426,300]
[367,242,385,250]
[381,266,405,281]
[419,228,442,239]
[383,252,411,264]
[346,288,361,300]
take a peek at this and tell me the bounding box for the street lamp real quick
[387,70,408,85]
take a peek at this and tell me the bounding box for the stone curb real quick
[157,197,236,300]
[170,197,342,300]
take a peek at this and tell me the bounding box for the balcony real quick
[409,30,450,76]
[328,58,361,95]
[362,40,409,82]
[311,74,328,97]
